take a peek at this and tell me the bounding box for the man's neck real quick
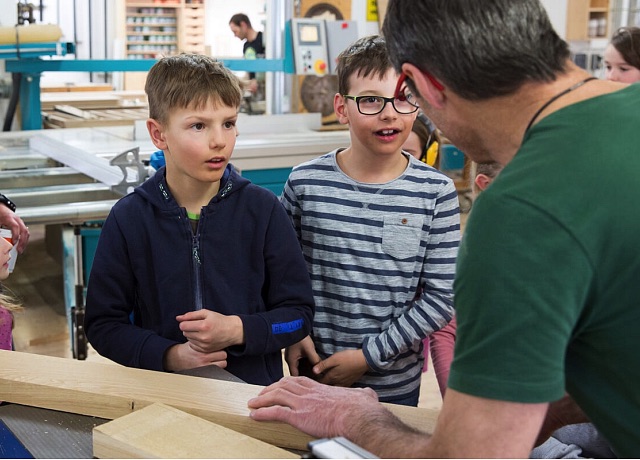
[458,64,613,165]
[246,28,258,42]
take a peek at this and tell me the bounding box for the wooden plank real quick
[93,403,298,459]
[0,351,438,451]
[41,91,147,111]
[54,105,97,119]
[42,84,114,93]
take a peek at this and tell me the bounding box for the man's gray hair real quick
[382,0,571,100]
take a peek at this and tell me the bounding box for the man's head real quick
[383,0,570,101]
[145,53,242,125]
[229,13,252,40]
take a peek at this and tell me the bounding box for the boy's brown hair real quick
[336,35,393,95]
[145,53,242,124]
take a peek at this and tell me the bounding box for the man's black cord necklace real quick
[524,76,598,134]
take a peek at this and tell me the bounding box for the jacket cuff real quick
[138,334,178,371]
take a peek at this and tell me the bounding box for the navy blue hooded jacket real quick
[85,165,314,385]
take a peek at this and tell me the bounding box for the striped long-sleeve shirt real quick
[281,150,460,401]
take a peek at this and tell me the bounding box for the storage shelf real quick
[121,0,206,90]
[566,0,611,41]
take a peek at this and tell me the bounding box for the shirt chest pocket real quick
[381,215,424,260]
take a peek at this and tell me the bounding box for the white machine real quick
[291,18,330,76]
[290,18,358,76]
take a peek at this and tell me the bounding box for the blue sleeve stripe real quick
[272,319,304,335]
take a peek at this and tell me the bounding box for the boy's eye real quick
[193,123,205,130]
[224,121,237,129]
[362,96,381,104]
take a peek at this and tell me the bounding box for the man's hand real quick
[249,376,429,457]
[314,349,369,387]
[249,376,384,439]
[163,342,228,372]
[176,309,244,353]
[0,205,29,253]
[285,335,321,377]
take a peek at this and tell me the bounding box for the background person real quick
[0,233,21,351]
[0,193,29,254]
[402,113,441,168]
[604,27,640,83]
[250,0,640,457]
[228,13,265,98]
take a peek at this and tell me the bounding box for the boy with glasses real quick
[281,35,460,406]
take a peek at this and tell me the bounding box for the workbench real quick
[0,351,439,458]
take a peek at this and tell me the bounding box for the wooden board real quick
[93,403,298,459]
[42,107,149,128]
[41,84,114,93]
[40,91,148,111]
[0,350,438,451]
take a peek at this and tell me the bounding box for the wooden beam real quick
[93,403,298,458]
[0,351,438,451]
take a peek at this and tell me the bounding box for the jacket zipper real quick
[192,227,203,311]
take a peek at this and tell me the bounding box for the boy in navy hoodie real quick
[85,54,314,385]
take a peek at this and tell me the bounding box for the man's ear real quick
[402,63,446,110]
[147,118,167,150]
[334,93,350,125]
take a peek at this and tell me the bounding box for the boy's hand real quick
[176,309,244,353]
[314,349,370,387]
[285,336,321,377]
[163,343,228,372]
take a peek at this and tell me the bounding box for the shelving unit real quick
[120,0,205,89]
[566,0,611,40]
[125,5,179,59]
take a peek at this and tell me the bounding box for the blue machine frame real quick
[4,24,296,130]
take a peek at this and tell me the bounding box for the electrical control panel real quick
[291,18,329,76]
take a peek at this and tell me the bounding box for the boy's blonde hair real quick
[336,35,393,95]
[145,53,243,124]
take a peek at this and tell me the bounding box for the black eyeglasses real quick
[342,94,419,115]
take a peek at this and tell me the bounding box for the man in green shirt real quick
[248,0,640,457]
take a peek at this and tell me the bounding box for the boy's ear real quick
[401,63,446,110]
[147,118,167,150]
[474,173,492,191]
[334,93,350,125]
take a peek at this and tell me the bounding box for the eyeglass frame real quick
[342,94,419,115]
[393,71,445,105]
